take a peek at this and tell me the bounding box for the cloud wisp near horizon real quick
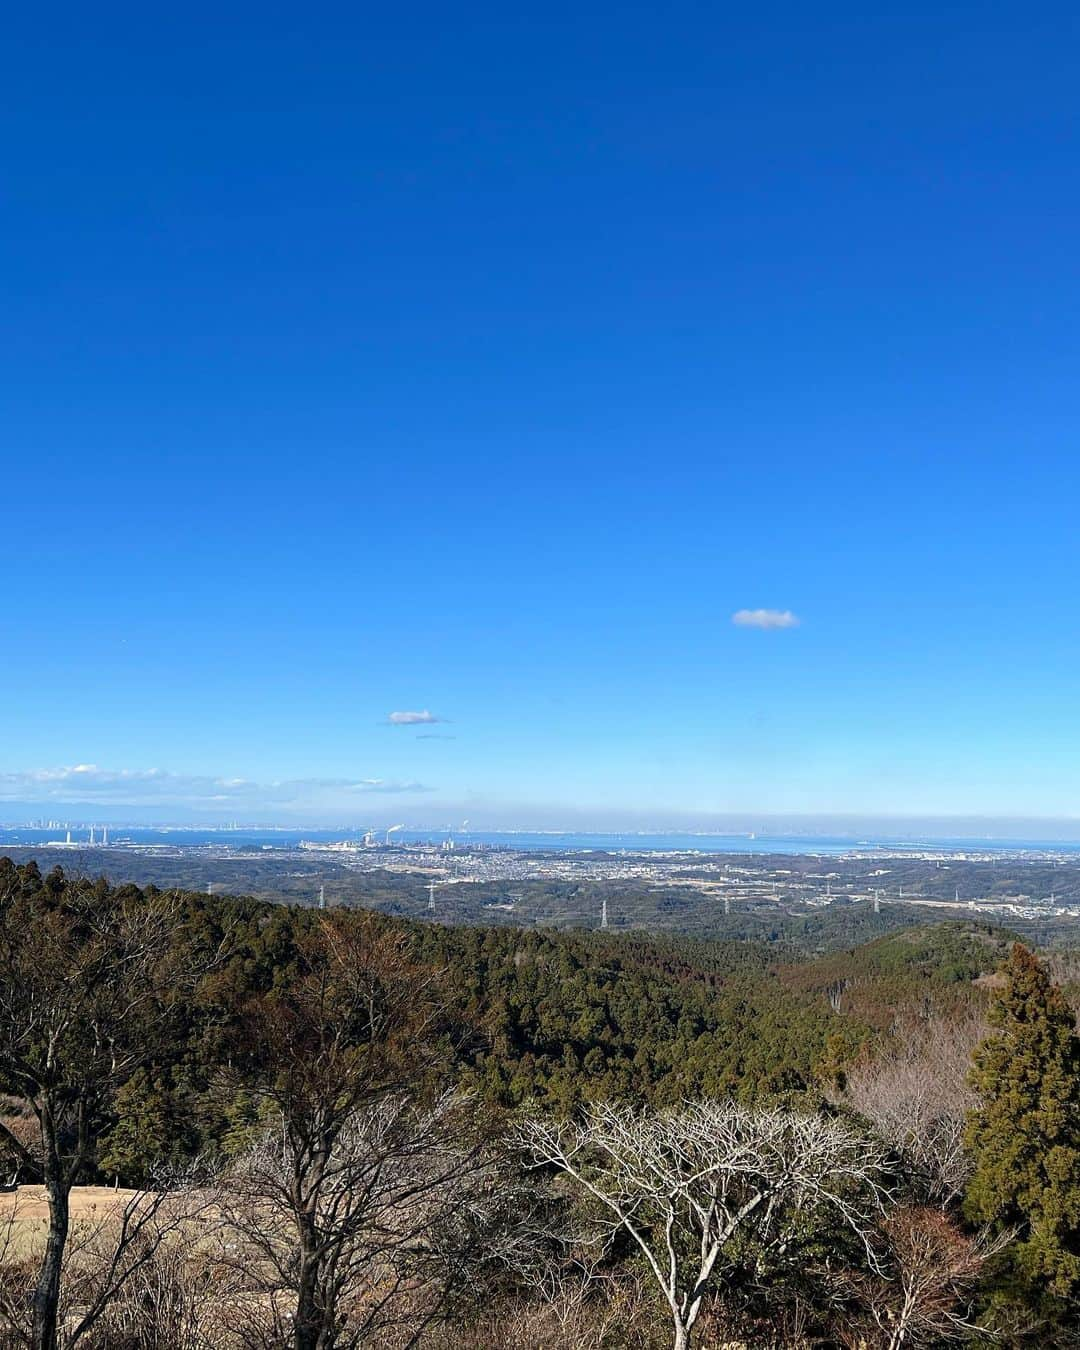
[7,759,1080,840]
[0,765,434,813]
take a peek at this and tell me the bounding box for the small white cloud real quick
[731,608,801,630]
[386,710,445,725]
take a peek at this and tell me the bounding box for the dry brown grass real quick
[0,1186,145,1261]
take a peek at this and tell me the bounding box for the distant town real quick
[7,825,1080,937]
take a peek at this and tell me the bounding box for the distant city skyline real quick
[5,6,1080,825]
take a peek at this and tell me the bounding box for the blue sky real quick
[3,3,1080,827]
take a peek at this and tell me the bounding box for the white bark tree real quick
[520,1099,890,1350]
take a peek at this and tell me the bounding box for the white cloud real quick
[731,608,801,630]
[386,709,445,725]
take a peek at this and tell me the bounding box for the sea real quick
[3,827,1080,857]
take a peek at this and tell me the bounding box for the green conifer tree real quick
[98,1069,175,1186]
[965,943,1080,1296]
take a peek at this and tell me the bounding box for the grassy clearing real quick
[0,1186,144,1261]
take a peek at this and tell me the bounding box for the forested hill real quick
[0,861,1056,1346]
[404,916,1017,1109]
[0,858,1019,1148]
[4,860,1022,1137]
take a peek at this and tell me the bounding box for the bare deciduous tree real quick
[444,1254,658,1350]
[70,1232,249,1350]
[520,1099,891,1350]
[64,1166,214,1348]
[843,1007,985,1206]
[839,1205,1012,1349]
[226,911,535,1350]
[227,911,435,1350]
[0,863,194,1350]
[0,1190,35,1343]
[222,1091,531,1350]
[0,1166,213,1349]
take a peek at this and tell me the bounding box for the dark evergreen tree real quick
[965,943,1080,1296]
[98,1069,183,1186]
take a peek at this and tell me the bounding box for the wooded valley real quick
[3,858,1080,1348]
